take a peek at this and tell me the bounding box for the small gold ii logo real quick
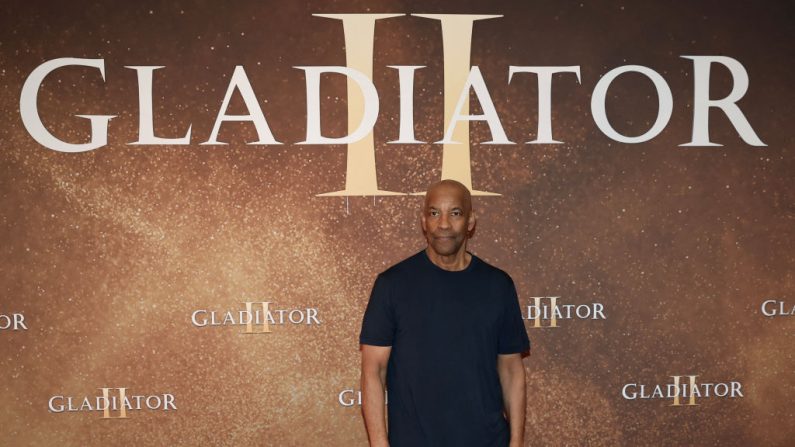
[100,387,129,419]
[670,375,699,407]
[529,296,559,328]
[243,301,271,334]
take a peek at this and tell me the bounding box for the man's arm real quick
[497,353,527,447]
[361,344,392,447]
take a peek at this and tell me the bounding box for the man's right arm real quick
[360,344,392,447]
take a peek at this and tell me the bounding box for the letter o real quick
[592,65,673,143]
[146,395,162,409]
[289,310,305,324]
[714,383,729,397]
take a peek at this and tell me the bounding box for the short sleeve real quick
[359,273,396,346]
[498,276,531,354]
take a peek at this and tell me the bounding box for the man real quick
[359,179,531,447]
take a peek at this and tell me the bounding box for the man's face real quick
[421,184,476,256]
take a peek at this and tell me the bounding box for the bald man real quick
[359,180,531,447]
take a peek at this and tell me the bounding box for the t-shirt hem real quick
[497,341,531,354]
[359,336,393,347]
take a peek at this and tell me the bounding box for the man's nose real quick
[439,214,451,229]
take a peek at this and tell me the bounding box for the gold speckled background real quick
[1,0,793,445]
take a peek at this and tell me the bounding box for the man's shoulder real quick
[473,254,514,285]
[378,249,425,279]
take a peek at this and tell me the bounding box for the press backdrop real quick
[1,0,793,445]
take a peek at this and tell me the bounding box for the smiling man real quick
[359,179,531,447]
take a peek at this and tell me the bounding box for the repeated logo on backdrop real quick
[622,375,743,406]
[48,388,177,418]
[191,302,321,333]
[0,2,795,445]
[522,297,606,328]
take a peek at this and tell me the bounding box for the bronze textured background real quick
[1,0,793,445]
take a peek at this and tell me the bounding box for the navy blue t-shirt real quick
[359,249,531,447]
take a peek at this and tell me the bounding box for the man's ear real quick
[468,210,477,232]
[420,212,427,233]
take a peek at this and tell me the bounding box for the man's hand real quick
[361,344,392,447]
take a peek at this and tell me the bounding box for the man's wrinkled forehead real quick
[423,181,472,213]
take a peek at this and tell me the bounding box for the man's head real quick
[420,179,477,257]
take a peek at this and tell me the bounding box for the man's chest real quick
[391,279,504,344]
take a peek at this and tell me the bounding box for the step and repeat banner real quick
[1,0,792,445]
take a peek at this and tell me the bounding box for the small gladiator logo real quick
[621,375,743,406]
[524,297,606,328]
[191,301,321,333]
[48,387,177,418]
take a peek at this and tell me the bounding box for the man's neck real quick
[425,246,472,271]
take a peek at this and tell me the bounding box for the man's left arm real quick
[497,353,526,447]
